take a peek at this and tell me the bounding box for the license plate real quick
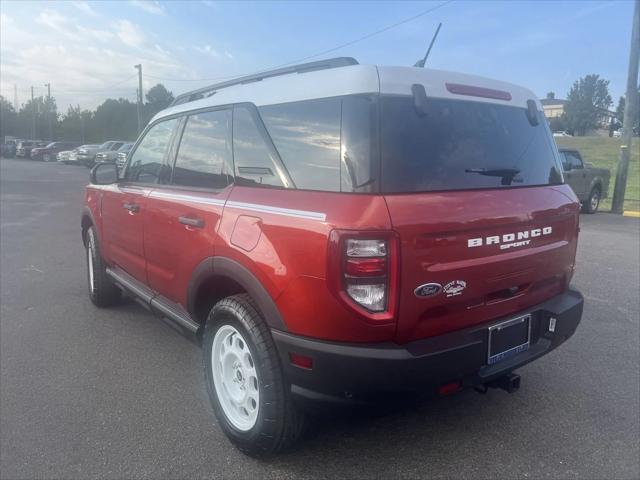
[487,314,531,365]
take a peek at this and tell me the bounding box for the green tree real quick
[562,74,612,136]
[546,91,555,100]
[0,95,18,140]
[144,83,174,124]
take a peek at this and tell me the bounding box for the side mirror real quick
[90,163,118,185]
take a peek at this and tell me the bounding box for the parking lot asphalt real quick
[0,158,638,480]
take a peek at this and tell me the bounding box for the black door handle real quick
[123,202,139,213]
[179,216,204,228]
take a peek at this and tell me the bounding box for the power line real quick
[144,0,453,83]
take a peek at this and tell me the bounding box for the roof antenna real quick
[414,23,442,68]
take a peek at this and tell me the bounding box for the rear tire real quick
[583,186,601,214]
[85,226,121,307]
[203,294,305,455]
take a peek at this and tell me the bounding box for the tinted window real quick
[564,151,583,169]
[340,95,379,192]
[172,110,232,189]
[126,118,178,183]
[233,106,287,188]
[260,98,341,191]
[380,96,563,192]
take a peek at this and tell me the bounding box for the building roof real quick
[540,98,568,106]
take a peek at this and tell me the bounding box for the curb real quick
[623,211,640,218]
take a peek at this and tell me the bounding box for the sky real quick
[0,0,635,112]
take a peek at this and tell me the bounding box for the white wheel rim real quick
[211,325,259,431]
[87,242,95,294]
[591,192,599,210]
[44,154,50,161]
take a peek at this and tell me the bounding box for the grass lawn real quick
[555,136,640,212]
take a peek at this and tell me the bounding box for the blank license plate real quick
[488,314,531,365]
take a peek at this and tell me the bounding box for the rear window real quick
[380,96,562,193]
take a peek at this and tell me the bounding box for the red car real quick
[82,58,584,454]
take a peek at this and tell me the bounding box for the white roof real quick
[154,64,541,123]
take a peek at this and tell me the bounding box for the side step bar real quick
[106,267,200,336]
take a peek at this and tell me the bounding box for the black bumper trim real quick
[272,289,583,406]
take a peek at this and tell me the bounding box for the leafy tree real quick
[0,95,18,141]
[562,74,612,136]
[549,117,566,133]
[144,83,174,124]
[615,88,640,133]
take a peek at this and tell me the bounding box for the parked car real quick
[64,145,99,165]
[83,58,584,454]
[76,141,126,167]
[16,141,47,158]
[95,142,133,165]
[1,139,23,158]
[116,148,130,170]
[30,141,80,162]
[553,131,573,137]
[559,148,610,213]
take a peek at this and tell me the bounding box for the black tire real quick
[203,294,305,455]
[583,186,601,214]
[85,226,121,307]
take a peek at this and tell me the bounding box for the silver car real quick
[76,141,125,166]
[95,142,133,165]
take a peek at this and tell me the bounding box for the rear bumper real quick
[272,288,583,406]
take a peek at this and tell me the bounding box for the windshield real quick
[380,96,563,193]
[46,142,57,148]
[98,142,112,149]
[118,143,133,152]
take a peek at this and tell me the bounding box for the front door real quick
[144,109,234,307]
[101,117,180,284]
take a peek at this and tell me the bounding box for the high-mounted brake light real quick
[327,231,399,322]
[445,82,512,101]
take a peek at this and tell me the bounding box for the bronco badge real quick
[443,280,467,297]
[414,283,442,298]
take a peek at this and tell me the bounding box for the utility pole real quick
[13,84,18,110]
[134,64,143,134]
[44,83,52,141]
[612,0,640,214]
[31,86,36,140]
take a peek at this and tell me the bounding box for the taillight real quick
[328,231,399,323]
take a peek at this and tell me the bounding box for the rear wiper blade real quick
[465,168,521,185]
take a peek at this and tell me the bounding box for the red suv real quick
[83,58,584,454]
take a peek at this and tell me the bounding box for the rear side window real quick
[172,110,232,189]
[126,118,178,184]
[380,96,563,192]
[260,98,341,192]
[233,105,288,188]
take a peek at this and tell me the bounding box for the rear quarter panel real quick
[218,186,395,342]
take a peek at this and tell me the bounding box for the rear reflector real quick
[445,82,512,101]
[437,380,462,396]
[289,352,313,370]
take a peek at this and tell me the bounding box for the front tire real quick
[583,186,601,214]
[85,226,121,307]
[203,294,305,455]
[43,153,51,162]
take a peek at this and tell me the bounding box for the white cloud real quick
[114,19,146,48]
[1,8,187,110]
[73,2,99,17]
[195,44,219,57]
[129,0,165,16]
[224,50,233,59]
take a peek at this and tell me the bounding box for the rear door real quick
[100,118,179,282]
[143,108,234,307]
[379,94,579,343]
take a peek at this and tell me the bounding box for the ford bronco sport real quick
[82,57,584,454]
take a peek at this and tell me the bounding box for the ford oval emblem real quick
[414,283,442,298]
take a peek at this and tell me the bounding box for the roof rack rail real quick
[170,57,359,107]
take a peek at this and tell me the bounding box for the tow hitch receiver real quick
[475,373,521,394]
